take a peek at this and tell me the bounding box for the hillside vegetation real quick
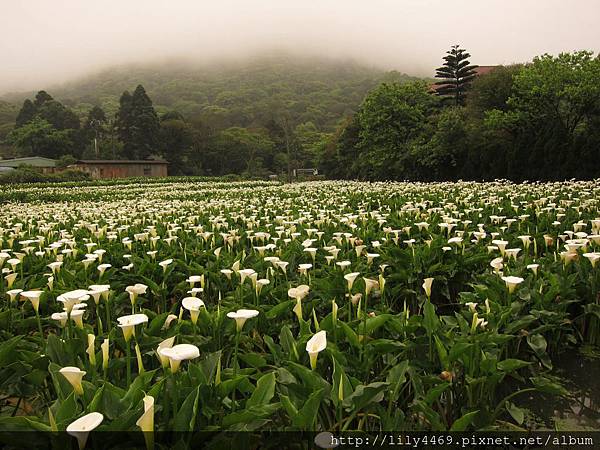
[1,55,413,132]
[3,50,599,181]
[1,55,417,175]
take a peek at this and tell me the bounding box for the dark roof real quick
[473,65,499,75]
[76,160,168,165]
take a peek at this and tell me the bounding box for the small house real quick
[0,156,57,173]
[71,160,168,179]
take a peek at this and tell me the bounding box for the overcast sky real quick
[1,0,598,93]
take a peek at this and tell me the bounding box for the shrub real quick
[0,166,90,184]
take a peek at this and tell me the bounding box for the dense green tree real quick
[435,45,478,105]
[15,92,80,131]
[15,99,36,128]
[465,65,522,116]
[8,117,76,158]
[504,51,600,142]
[413,107,470,180]
[202,127,275,176]
[321,115,360,178]
[4,52,599,180]
[160,110,185,122]
[85,105,107,127]
[485,51,600,179]
[37,100,80,130]
[10,91,81,159]
[116,85,160,159]
[354,81,438,179]
[294,122,331,169]
[8,117,54,155]
[33,90,53,108]
[159,118,195,175]
[2,56,415,135]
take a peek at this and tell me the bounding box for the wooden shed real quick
[71,160,168,179]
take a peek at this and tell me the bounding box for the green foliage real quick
[0,55,418,176]
[466,65,523,116]
[484,51,600,180]
[0,178,594,435]
[325,50,600,181]
[0,167,90,184]
[56,154,77,169]
[3,51,599,181]
[158,118,196,175]
[9,92,82,158]
[116,85,160,160]
[332,81,438,179]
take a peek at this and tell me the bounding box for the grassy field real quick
[0,179,599,447]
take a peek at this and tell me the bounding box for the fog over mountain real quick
[1,0,598,94]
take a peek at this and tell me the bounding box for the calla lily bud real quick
[422,277,434,298]
[470,312,479,334]
[101,338,109,370]
[86,334,96,366]
[379,273,386,295]
[293,298,303,321]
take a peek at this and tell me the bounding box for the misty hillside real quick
[1,55,417,131]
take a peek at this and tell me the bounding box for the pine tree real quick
[116,85,160,159]
[435,45,478,105]
[116,90,133,157]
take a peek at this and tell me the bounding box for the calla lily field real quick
[0,178,599,446]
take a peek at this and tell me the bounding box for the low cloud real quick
[1,0,598,93]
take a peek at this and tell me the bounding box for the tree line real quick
[324,49,600,181]
[5,50,600,180]
[7,85,316,176]
[6,56,406,176]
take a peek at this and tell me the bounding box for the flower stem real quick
[125,340,131,388]
[35,311,43,336]
[105,299,111,333]
[171,372,179,419]
[232,332,240,412]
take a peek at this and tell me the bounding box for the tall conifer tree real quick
[116,85,160,159]
[435,45,478,105]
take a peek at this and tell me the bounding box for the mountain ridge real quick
[0,54,419,131]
